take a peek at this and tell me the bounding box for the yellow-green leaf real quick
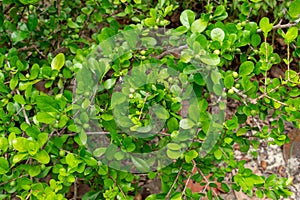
[51,53,65,71]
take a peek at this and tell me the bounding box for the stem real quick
[287,44,290,81]
[193,160,218,198]
[181,162,197,198]
[166,166,183,200]
[264,37,268,95]
[16,90,31,125]
[73,177,77,200]
[138,93,149,121]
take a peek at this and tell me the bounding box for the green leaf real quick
[289,0,300,18]
[284,27,298,44]
[0,157,9,174]
[27,13,38,31]
[79,130,87,145]
[101,114,114,121]
[211,70,221,84]
[256,189,264,198]
[11,30,30,44]
[131,156,150,172]
[111,92,126,108]
[27,140,39,156]
[194,73,206,86]
[191,19,208,33]
[13,153,28,164]
[36,96,61,112]
[33,150,50,164]
[167,149,182,159]
[259,17,273,37]
[167,117,179,132]
[36,112,56,124]
[213,149,222,160]
[19,0,40,4]
[123,29,138,49]
[93,148,106,157]
[0,53,4,68]
[180,10,195,28]
[239,61,254,76]
[170,192,182,200]
[66,153,78,168]
[179,118,195,129]
[67,19,80,29]
[236,128,248,136]
[184,150,198,163]
[0,137,8,152]
[135,125,153,133]
[226,115,239,130]
[144,18,156,26]
[265,174,277,186]
[103,78,116,90]
[167,143,181,151]
[37,132,48,148]
[12,137,28,152]
[224,75,234,89]
[221,183,230,193]
[9,76,18,90]
[13,94,26,105]
[211,28,225,42]
[251,34,261,47]
[28,165,41,177]
[188,101,200,122]
[200,53,220,66]
[152,105,169,120]
[247,174,264,185]
[265,190,277,200]
[51,53,65,71]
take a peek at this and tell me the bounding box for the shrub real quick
[0,0,299,199]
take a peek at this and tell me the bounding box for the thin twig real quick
[265,95,287,106]
[16,90,31,125]
[154,44,188,59]
[18,44,39,52]
[193,160,218,198]
[112,177,126,198]
[231,87,257,104]
[73,177,77,200]
[166,166,183,200]
[67,131,110,136]
[181,161,197,198]
[0,174,29,186]
[218,147,229,160]
[257,22,298,33]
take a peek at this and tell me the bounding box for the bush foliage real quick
[0,0,300,199]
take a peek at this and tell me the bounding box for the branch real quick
[181,161,197,199]
[73,177,77,200]
[154,44,188,59]
[0,174,29,186]
[16,90,31,125]
[193,160,218,198]
[231,87,257,104]
[18,44,40,52]
[257,22,298,33]
[166,166,183,200]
